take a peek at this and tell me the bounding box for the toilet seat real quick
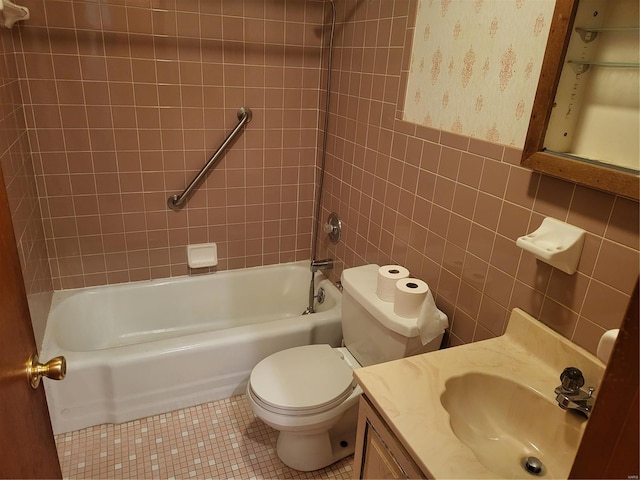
[249,344,356,416]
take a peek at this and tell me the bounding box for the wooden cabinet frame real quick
[522,0,639,200]
[353,396,426,479]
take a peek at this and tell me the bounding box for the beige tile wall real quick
[1,26,53,345]
[316,0,639,355]
[14,0,329,289]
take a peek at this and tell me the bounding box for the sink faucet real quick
[554,367,595,417]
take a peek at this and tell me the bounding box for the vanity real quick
[352,308,605,479]
[353,395,424,479]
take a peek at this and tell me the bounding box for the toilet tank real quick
[341,264,443,367]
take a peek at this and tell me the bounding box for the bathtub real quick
[40,261,342,434]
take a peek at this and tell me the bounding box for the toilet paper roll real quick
[376,265,410,302]
[394,278,429,318]
[596,329,619,364]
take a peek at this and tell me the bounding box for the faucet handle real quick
[560,367,585,393]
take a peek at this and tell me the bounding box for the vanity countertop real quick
[353,308,605,479]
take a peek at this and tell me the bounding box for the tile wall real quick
[316,0,640,355]
[2,0,638,355]
[0,25,52,343]
[13,0,329,289]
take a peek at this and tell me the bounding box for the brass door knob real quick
[27,354,66,389]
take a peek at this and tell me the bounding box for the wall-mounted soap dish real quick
[516,217,586,275]
[0,0,30,28]
[187,242,218,269]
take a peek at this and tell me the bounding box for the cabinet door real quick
[353,396,426,479]
[361,421,405,479]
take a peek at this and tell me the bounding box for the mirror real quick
[522,0,639,200]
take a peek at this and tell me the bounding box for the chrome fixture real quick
[303,259,335,315]
[554,367,595,417]
[323,212,342,244]
[167,107,252,211]
[305,0,336,316]
[311,258,334,273]
[309,0,336,259]
[302,286,327,315]
[522,456,545,476]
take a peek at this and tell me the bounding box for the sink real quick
[353,308,606,479]
[441,373,586,479]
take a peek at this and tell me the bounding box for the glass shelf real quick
[575,26,639,43]
[576,26,639,33]
[567,60,640,73]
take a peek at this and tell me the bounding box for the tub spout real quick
[311,258,334,273]
[304,259,334,315]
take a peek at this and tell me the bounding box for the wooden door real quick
[570,282,639,479]
[0,169,61,478]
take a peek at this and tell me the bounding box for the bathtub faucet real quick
[303,259,334,315]
[311,258,334,273]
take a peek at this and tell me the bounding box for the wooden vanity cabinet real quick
[353,396,427,479]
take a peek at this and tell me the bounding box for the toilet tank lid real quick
[341,264,419,338]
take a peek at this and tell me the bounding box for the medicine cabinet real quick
[522,0,639,200]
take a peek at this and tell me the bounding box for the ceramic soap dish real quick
[516,217,586,275]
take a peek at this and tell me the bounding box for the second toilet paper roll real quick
[376,265,410,301]
[394,278,429,318]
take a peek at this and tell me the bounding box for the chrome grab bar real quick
[167,106,252,211]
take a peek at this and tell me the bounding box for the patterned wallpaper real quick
[404,0,556,147]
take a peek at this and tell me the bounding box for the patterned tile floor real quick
[56,394,354,479]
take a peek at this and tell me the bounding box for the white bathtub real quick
[40,261,342,434]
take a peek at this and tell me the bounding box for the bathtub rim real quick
[41,261,340,358]
[46,260,326,313]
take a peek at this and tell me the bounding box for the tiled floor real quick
[56,395,354,479]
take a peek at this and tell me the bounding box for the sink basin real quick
[441,373,586,479]
[354,308,605,479]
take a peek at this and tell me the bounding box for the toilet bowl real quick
[246,264,446,471]
[246,345,362,472]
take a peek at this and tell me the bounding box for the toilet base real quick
[275,403,358,471]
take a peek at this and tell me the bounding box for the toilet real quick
[246,264,444,471]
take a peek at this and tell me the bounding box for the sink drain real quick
[522,456,544,476]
